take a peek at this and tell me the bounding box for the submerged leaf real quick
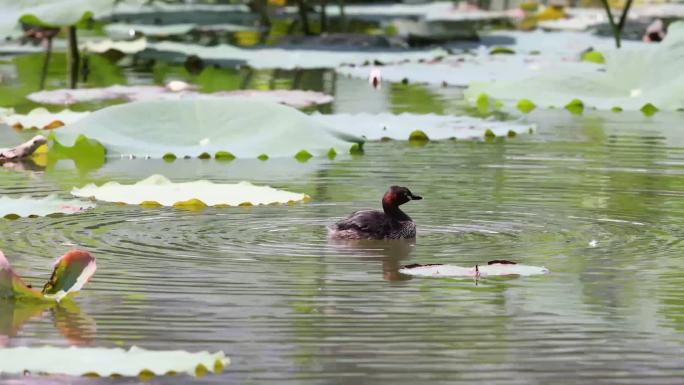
[489,46,515,55]
[0,346,229,377]
[50,100,362,159]
[71,175,310,207]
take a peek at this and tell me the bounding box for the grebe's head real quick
[383,186,422,207]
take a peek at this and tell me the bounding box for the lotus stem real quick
[338,0,347,31]
[320,0,328,33]
[296,0,313,35]
[67,26,80,89]
[599,0,634,48]
[39,37,53,90]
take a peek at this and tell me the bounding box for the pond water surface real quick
[1,59,684,384]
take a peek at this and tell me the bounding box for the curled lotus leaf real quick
[71,175,310,208]
[1,249,96,303]
[0,346,228,378]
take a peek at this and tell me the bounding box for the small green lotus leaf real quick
[198,152,211,159]
[507,130,517,138]
[349,143,363,155]
[327,148,337,159]
[214,151,235,161]
[294,150,313,162]
[494,100,504,109]
[516,99,536,114]
[489,46,515,55]
[408,130,429,142]
[565,99,584,115]
[581,51,605,64]
[484,129,496,139]
[0,346,229,377]
[71,175,310,207]
[162,153,177,161]
[257,154,269,161]
[640,103,658,116]
[476,93,489,114]
[611,106,623,112]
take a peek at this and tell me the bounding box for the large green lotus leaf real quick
[0,195,95,219]
[0,0,115,37]
[147,41,448,70]
[71,175,310,207]
[465,22,684,112]
[50,99,363,159]
[310,112,534,140]
[0,346,229,377]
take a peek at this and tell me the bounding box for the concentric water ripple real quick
[2,113,684,384]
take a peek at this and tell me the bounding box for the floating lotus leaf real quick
[105,23,196,38]
[0,346,228,377]
[50,99,361,159]
[82,38,147,55]
[1,108,89,130]
[337,51,598,87]
[71,175,310,207]
[0,0,114,37]
[466,21,684,111]
[147,41,447,69]
[28,86,333,108]
[0,195,94,219]
[310,113,533,141]
[399,261,549,278]
[0,249,96,302]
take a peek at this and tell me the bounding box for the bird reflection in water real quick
[327,238,416,282]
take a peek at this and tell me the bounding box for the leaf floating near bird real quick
[399,260,549,279]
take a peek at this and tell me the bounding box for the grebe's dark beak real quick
[409,193,422,200]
